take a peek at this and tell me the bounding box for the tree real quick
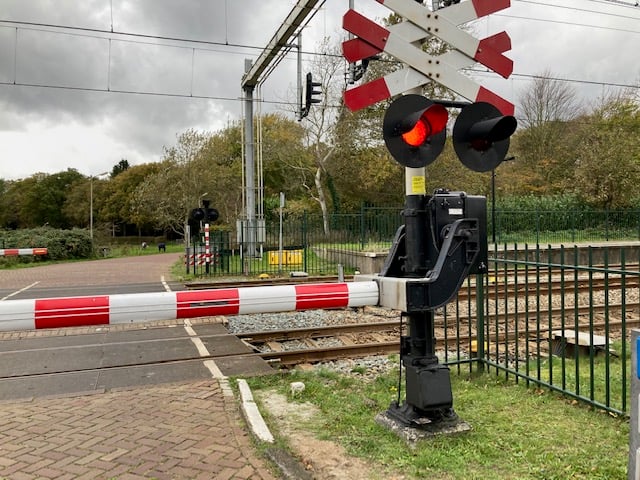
[22,170,84,228]
[198,121,244,221]
[101,163,162,235]
[511,71,581,193]
[132,130,215,236]
[0,179,20,229]
[295,38,345,234]
[111,159,130,177]
[569,93,640,208]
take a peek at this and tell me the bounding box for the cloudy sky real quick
[0,0,638,180]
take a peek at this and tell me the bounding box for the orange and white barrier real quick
[0,282,379,331]
[0,248,48,256]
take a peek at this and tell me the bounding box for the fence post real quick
[629,329,640,479]
[360,203,366,250]
[605,208,609,241]
[475,272,485,372]
[571,212,575,243]
[303,210,308,273]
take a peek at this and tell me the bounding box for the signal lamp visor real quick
[383,95,448,168]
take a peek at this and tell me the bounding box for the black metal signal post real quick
[359,93,515,437]
[377,189,486,433]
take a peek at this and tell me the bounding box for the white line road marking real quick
[1,281,40,301]
[161,276,171,292]
[183,319,231,394]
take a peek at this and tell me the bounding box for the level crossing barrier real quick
[0,281,379,331]
[0,248,48,256]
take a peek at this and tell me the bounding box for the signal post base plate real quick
[375,405,471,446]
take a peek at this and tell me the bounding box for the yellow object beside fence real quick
[268,250,303,265]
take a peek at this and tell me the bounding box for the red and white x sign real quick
[342,0,515,115]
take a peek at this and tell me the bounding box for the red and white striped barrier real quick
[0,282,379,332]
[0,248,48,256]
[185,253,214,266]
[204,223,211,265]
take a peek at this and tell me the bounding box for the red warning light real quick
[383,95,449,168]
[401,105,448,147]
[402,120,428,146]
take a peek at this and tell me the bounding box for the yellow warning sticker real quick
[411,176,426,195]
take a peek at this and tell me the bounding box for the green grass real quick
[517,340,629,414]
[247,364,629,480]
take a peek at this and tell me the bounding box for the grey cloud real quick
[0,0,637,180]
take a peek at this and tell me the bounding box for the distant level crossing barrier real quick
[0,248,48,256]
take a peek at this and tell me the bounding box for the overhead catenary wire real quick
[0,0,638,109]
[516,0,640,20]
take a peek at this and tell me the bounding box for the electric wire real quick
[515,0,640,20]
[585,0,640,8]
[0,2,638,108]
[495,12,640,34]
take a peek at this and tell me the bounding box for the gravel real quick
[226,308,400,379]
[226,309,332,334]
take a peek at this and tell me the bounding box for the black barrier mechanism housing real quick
[376,190,487,428]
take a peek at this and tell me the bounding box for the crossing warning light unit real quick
[190,200,219,225]
[382,95,517,172]
[453,101,517,172]
[382,94,448,168]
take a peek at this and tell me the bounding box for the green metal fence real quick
[442,243,639,416]
[493,209,640,244]
[187,207,640,278]
[186,209,640,415]
[187,209,402,277]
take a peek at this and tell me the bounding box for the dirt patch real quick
[258,389,406,480]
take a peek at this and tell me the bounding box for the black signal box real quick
[428,191,487,274]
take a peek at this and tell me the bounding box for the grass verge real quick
[246,364,629,479]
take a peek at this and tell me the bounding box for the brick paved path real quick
[0,381,277,480]
[0,257,280,479]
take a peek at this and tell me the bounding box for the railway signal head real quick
[190,208,205,222]
[196,200,219,223]
[301,72,322,119]
[383,94,448,168]
[206,208,219,222]
[452,102,517,172]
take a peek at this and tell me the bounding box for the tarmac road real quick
[0,252,185,299]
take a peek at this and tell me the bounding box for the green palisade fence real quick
[443,243,638,416]
[187,208,639,415]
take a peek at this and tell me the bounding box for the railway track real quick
[237,320,402,366]
[237,306,639,368]
[6,262,639,386]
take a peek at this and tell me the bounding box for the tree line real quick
[1,34,639,240]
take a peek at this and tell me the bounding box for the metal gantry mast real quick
[239,0,323,263]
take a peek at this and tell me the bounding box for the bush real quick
[0,227,92,264]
